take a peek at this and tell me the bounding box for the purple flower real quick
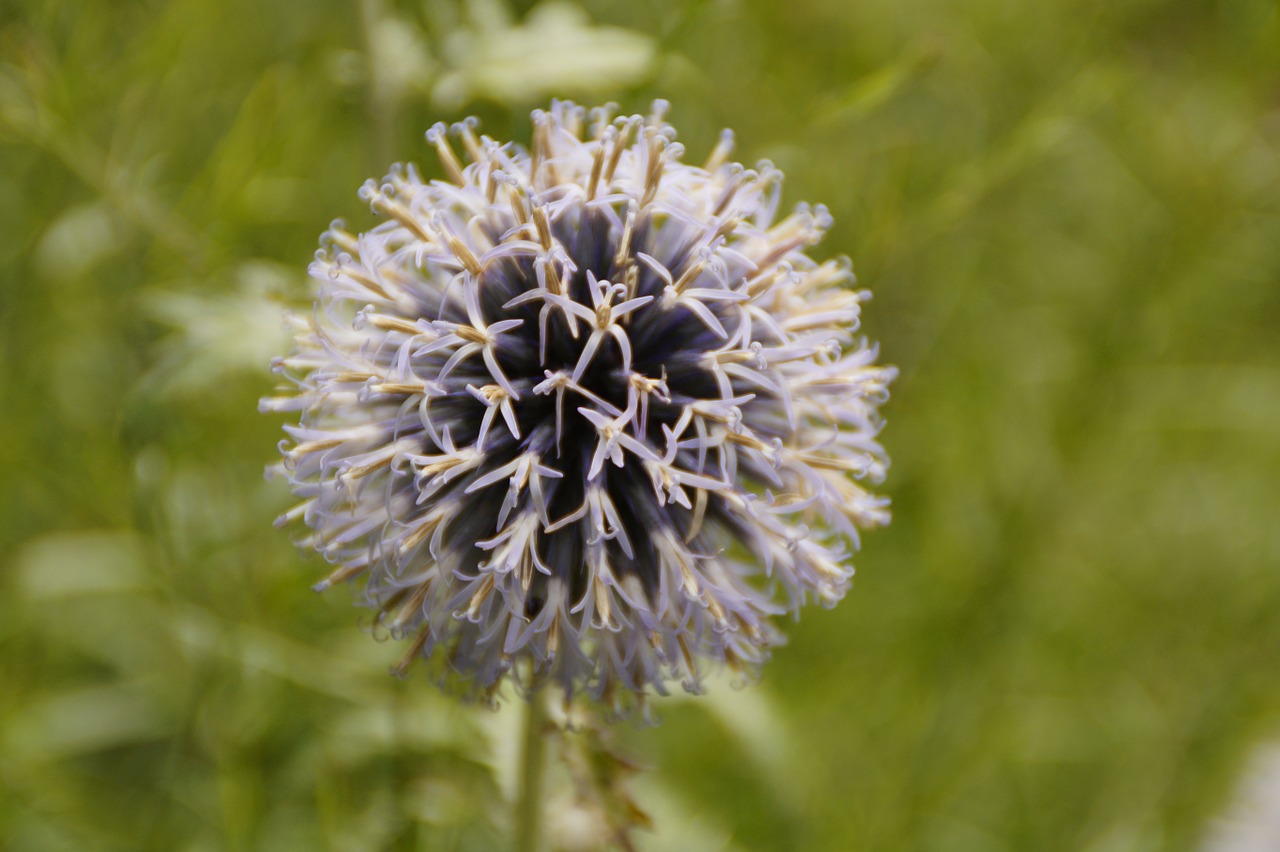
[263,101,895,714]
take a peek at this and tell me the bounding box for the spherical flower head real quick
[263,101,896,714]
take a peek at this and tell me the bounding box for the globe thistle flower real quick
[263,101,895,714]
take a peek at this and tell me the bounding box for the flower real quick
[263,100,896,714]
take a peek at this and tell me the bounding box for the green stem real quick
[514,693,548,852]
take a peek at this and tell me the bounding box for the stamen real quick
[358,180,436,244]
[465,574,496,619]
[532,205,553,250]
[454,324,487,344]
[506,179,530,224]
[704,128,735,172]
[452,117,484,163]
[586,131,608,200]
[390,579,434,628]
[426,123,465,186]
[530,110,549,188]
[641,129,666,208]
[391,626,431,676]
[686,488,708,543]
[365,314,422,335]
[614,202,637,270]
[313,561,369,592]
[603,117,637,185]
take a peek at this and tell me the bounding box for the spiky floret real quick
[263,101,895,714]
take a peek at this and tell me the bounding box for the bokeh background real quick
[3,0,1280,849]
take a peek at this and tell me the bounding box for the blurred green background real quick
[3,0,1279,849]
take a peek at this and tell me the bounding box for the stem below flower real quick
[514,692,548,852]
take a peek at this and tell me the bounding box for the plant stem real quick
[514,692,548,852]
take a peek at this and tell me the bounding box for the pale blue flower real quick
[263,101,895,714]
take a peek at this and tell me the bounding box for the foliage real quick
[1,0,1278,849]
